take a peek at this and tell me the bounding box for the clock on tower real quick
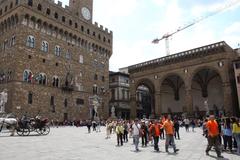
[69,0,93,22]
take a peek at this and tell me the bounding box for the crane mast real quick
[152,0,240,56]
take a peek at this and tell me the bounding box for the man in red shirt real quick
[149,120,161,152]
[205,115,223,158]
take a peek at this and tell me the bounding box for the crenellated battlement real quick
[0,0,113,43]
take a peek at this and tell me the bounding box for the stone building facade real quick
[128,41,239,118]
[233,55,240,114]
[109,71,130,119]
[0,0,112,121]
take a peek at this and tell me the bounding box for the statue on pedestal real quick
[204,99,209,116]
[111,106,116,118]
[0,89,8,113]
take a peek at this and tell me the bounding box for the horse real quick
[0,117,18,136]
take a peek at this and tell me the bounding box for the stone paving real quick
[0,127,239,160]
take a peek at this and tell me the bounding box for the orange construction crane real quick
[152,0,240,56]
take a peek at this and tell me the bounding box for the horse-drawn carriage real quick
[0,114,50,136]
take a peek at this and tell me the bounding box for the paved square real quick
[0,127,239,160]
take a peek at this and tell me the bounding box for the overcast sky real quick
[60,0,240,71]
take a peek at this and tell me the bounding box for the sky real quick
[60,0,240,71]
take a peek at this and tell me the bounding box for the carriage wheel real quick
[40,126,50,135]
[17,128,30,136]
[16,128,24,136]
[36,128,42,135]
[22,128,30,136]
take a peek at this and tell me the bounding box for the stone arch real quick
[191,67,224,117]
[159,72,185,88]
[135,78,155,92]
[189,65,223,87]
[160,73,186,114]
[135,78,155,118]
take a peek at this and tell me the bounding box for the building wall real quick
[129,42,238,118]
[0,0,112,120]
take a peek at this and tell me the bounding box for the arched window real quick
[41,41,48,52]
[81,25,84,32]
[10,2,13,9]
[69,20,72,26]
[55,45,61,56]
[62,16,65,22]
[93,84,98,95]
[75,23,78,28]
[15,0,19,5]
[46,8,50,15]
[54,12,58,19]
[37,4,42,11]
[36,73,47,85]
[66,50,71,60]
[52,76,59,87]
[28,0,33,6]
[23,69,33,83]
[26,35,35,48]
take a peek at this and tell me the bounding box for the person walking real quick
[163,115,179,153]
[222,117,233,152]
[86,120,92,133]
[191,119,195,132]
[116,122,124,146]
[123,121,129,142]
[174,118,180,139]
[132,119,141,152]
[232,117,240,155]
[205,115,223,158]
[141,121,148,147]
[184,118,190,132]
[149,120,161,151]
[106,121,111,139]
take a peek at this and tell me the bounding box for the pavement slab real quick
[0,127,239,160]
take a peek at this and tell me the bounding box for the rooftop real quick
[128,41,233,73]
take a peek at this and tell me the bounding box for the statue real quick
[111,106,116,118]
[204,99,209,116]
[0,89,8,113]
[92,98,99,119]
[94,104,98,116]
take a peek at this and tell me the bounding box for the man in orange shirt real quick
[205,115,223,158]
[163,115,179,153]
[149,120,161,151]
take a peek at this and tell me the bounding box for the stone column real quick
[223,82,233,116]
[154,90,161,118]
[130,93,137,119]
[185,88,193,116]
